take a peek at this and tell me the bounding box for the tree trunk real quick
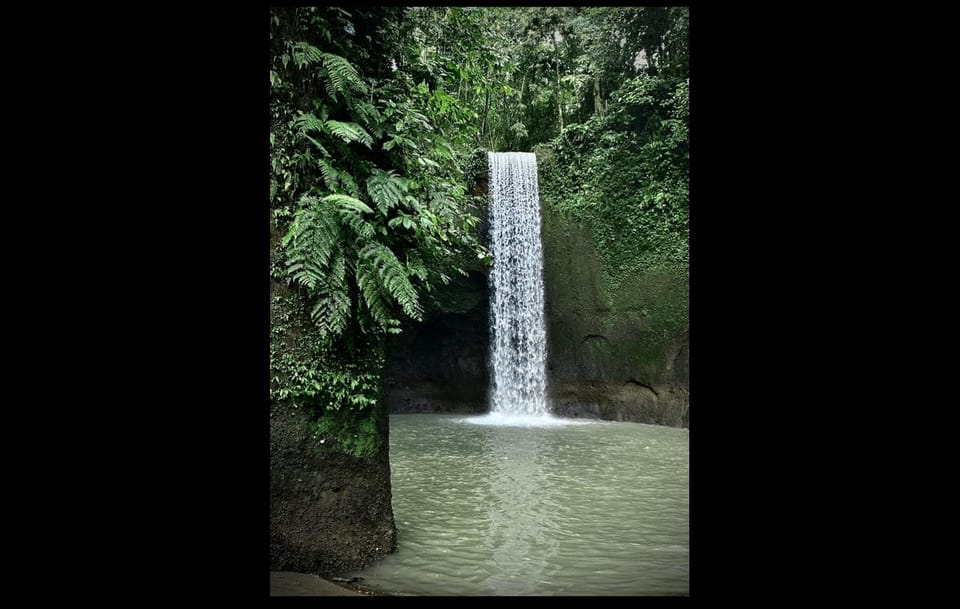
[594,73,602,116]
[552,36,563,132]
[556,62,563,132]
[480,87,491,146]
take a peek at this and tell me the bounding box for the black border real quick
[126,3,826,600]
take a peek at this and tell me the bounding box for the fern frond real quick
[340,208,376,240]
[292,113,326,134]
[356,257,395,331]
[360,243,423,321]
[322,74,340,103]
[283,196,340,291]
[325,120,373,148]
[353,101,381,129]
[340,171,361,198]
[320,52,367,98]
[318,159,340,190]
[311,249,352,337]
[406,251,428,281]
[322,193,373,215]
[291,41,324,69]
[303,134,329,157]
[366,169,408,215]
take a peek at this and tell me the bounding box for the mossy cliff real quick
[540,203,688,426]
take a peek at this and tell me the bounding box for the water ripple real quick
[353,414,688,595]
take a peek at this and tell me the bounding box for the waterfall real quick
[487,152,548,417]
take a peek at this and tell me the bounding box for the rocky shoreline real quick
[270,571,387,596]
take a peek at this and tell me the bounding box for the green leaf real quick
[319,52,368,98]
[291,41,324,69]
[318,160,340,189]
[322,194,373,215]
[325,120,373,148]
[366,169,407,215]
[360,242,423,321]
[303,134,329,157]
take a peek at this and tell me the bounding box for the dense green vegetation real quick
[269,7,689,456]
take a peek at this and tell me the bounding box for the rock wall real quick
[270,404,397,575]
[541,205,689,426]
[385,272,489,414]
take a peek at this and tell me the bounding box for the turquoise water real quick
[352,414,689,595]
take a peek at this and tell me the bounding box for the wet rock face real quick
[385,279,489,414]
[541,205,689,427]
[549,382,689,427]
[544,312,689,426]
[384,263,689,427]
[270,406,397,575]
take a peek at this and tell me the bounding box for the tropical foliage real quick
[269,6,689,456]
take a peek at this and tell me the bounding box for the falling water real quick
[487,152,548,417]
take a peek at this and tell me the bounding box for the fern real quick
[406,251,428,282]
[284,204,430,335]
[273,12,489,348]
[360,243,423,321]
[291,47,367,101]
[316,193,376,240]
[283,197,340,291]
[384,319,403,334]
[340,171,361,198]
[325,120,373,148]
[303,134,330,157]
[366,169,407,215]
[318,159,340,190]
[292,112,326,134]
[291,41,324,69]
[340,210,376,240]
[282,195,360,338]
[356,257,396,332]
[292,113,332,157]
[320,52,367,99]
[316,161,360,199]
[322,193,373,215]
[353,101,381,130]
[311,249,353,338]
[407,250,430,284]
